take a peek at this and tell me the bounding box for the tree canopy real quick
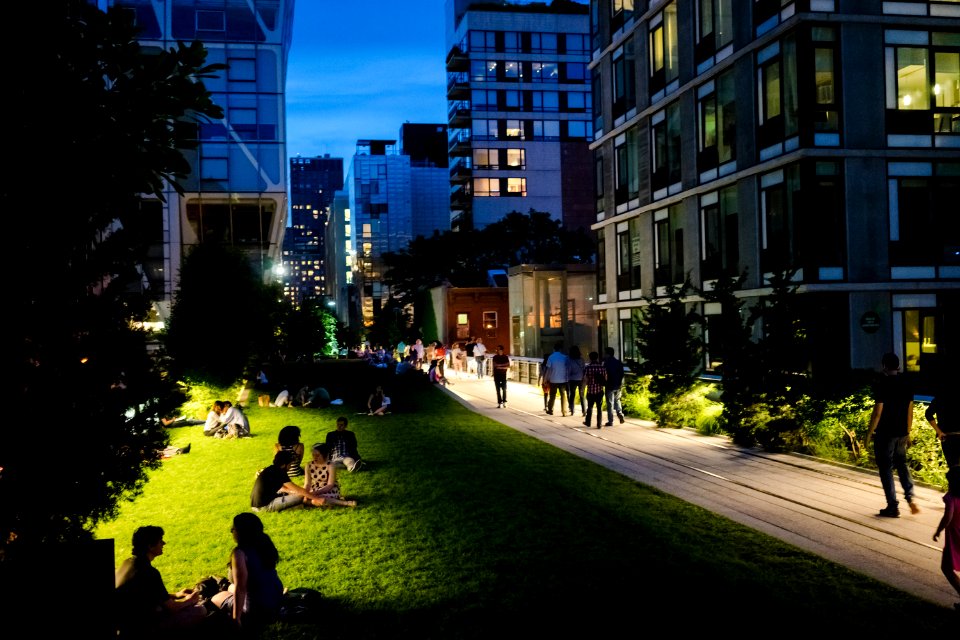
[164,244,284,386]
[383,210,594,308]
[3,1,224,548]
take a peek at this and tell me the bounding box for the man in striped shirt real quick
[582,351,607,429]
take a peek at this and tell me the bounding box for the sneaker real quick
[179,443,191,455]
[352,460,365,472]
[878,506,900,518]
[604,422,613,427]
[908,501,921,515]
[618,414,625,424]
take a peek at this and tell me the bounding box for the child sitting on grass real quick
[304,443,357,508]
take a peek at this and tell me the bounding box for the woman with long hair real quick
[211,513,285,632]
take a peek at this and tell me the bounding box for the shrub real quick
[795,389,873,466]
[654,382,723,434]
[620,375,656,421]
[907,401,949,489]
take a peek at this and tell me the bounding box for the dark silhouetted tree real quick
[4,1,224,548]
[633,279,704,419]
[165,244,284,385]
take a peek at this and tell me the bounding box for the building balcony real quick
[445,46,470,72]
[447,72,469,100]
[448,129,472,156]
[447,100,471,129]
[449,157,472,183]
[450,183,471,209]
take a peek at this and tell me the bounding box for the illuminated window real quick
[474,178,500,197]
[649,2,679,96]
[506,178,527,196]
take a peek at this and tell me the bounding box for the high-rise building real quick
[347,140,414,326]
[283,155,344,307]
[444,0,594,231]
[106,0,294,322]
[590,1,959,386]
[339,128,456,329]
[400,123,453,238]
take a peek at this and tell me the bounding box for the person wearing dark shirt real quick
[927,395,958,468]
[251,451,323,512]
[865,353,918,518]
[491,345,510,408]
[603,347,626,426]
[114,526,206,638]
[325,416,364,472]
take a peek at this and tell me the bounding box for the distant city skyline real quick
[285,0,448,165]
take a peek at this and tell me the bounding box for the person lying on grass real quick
[251,450,325,512]
[304,443,357,508]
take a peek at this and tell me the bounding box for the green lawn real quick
[95,363,958,637]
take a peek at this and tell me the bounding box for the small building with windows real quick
[507,263,599,358]
[589,0,959,390]
[427,283,510,350]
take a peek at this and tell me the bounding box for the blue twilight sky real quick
[285,0,450,168]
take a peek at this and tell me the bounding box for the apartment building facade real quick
[445,0,595,231]
[590,0,959,385]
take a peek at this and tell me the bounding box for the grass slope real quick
[95,364,957,637]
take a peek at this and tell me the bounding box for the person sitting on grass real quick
[251,451,325,512]
[219,401,250,438]
[325,416,364,472]
[273,425,304,478]
[368,386,390,415]
[304,443,357,507]
[203,401,225,437]
[115,525,208,638]
[210,513,285,634]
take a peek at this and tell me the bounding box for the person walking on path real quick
[566,345,586,417]
[582,351,607,429]
[603,347,625,426]
[412,339,425,371]
[465,338,476,376]
[933,467,960,609]
[474,337,488,379]
[926,393,958,469]
[865,352,919,518]
[491,345,510,408]
[545,342,569,416]
[536,353,550,412]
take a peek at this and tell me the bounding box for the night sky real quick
[285,0,449,165]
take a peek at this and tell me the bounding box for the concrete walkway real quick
[438,371,957,610]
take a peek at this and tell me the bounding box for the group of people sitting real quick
[115,514,285,638]
[202,400,251,439]
[116,416,368,637]
[252,418,364,512]
[268,384,334,409]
